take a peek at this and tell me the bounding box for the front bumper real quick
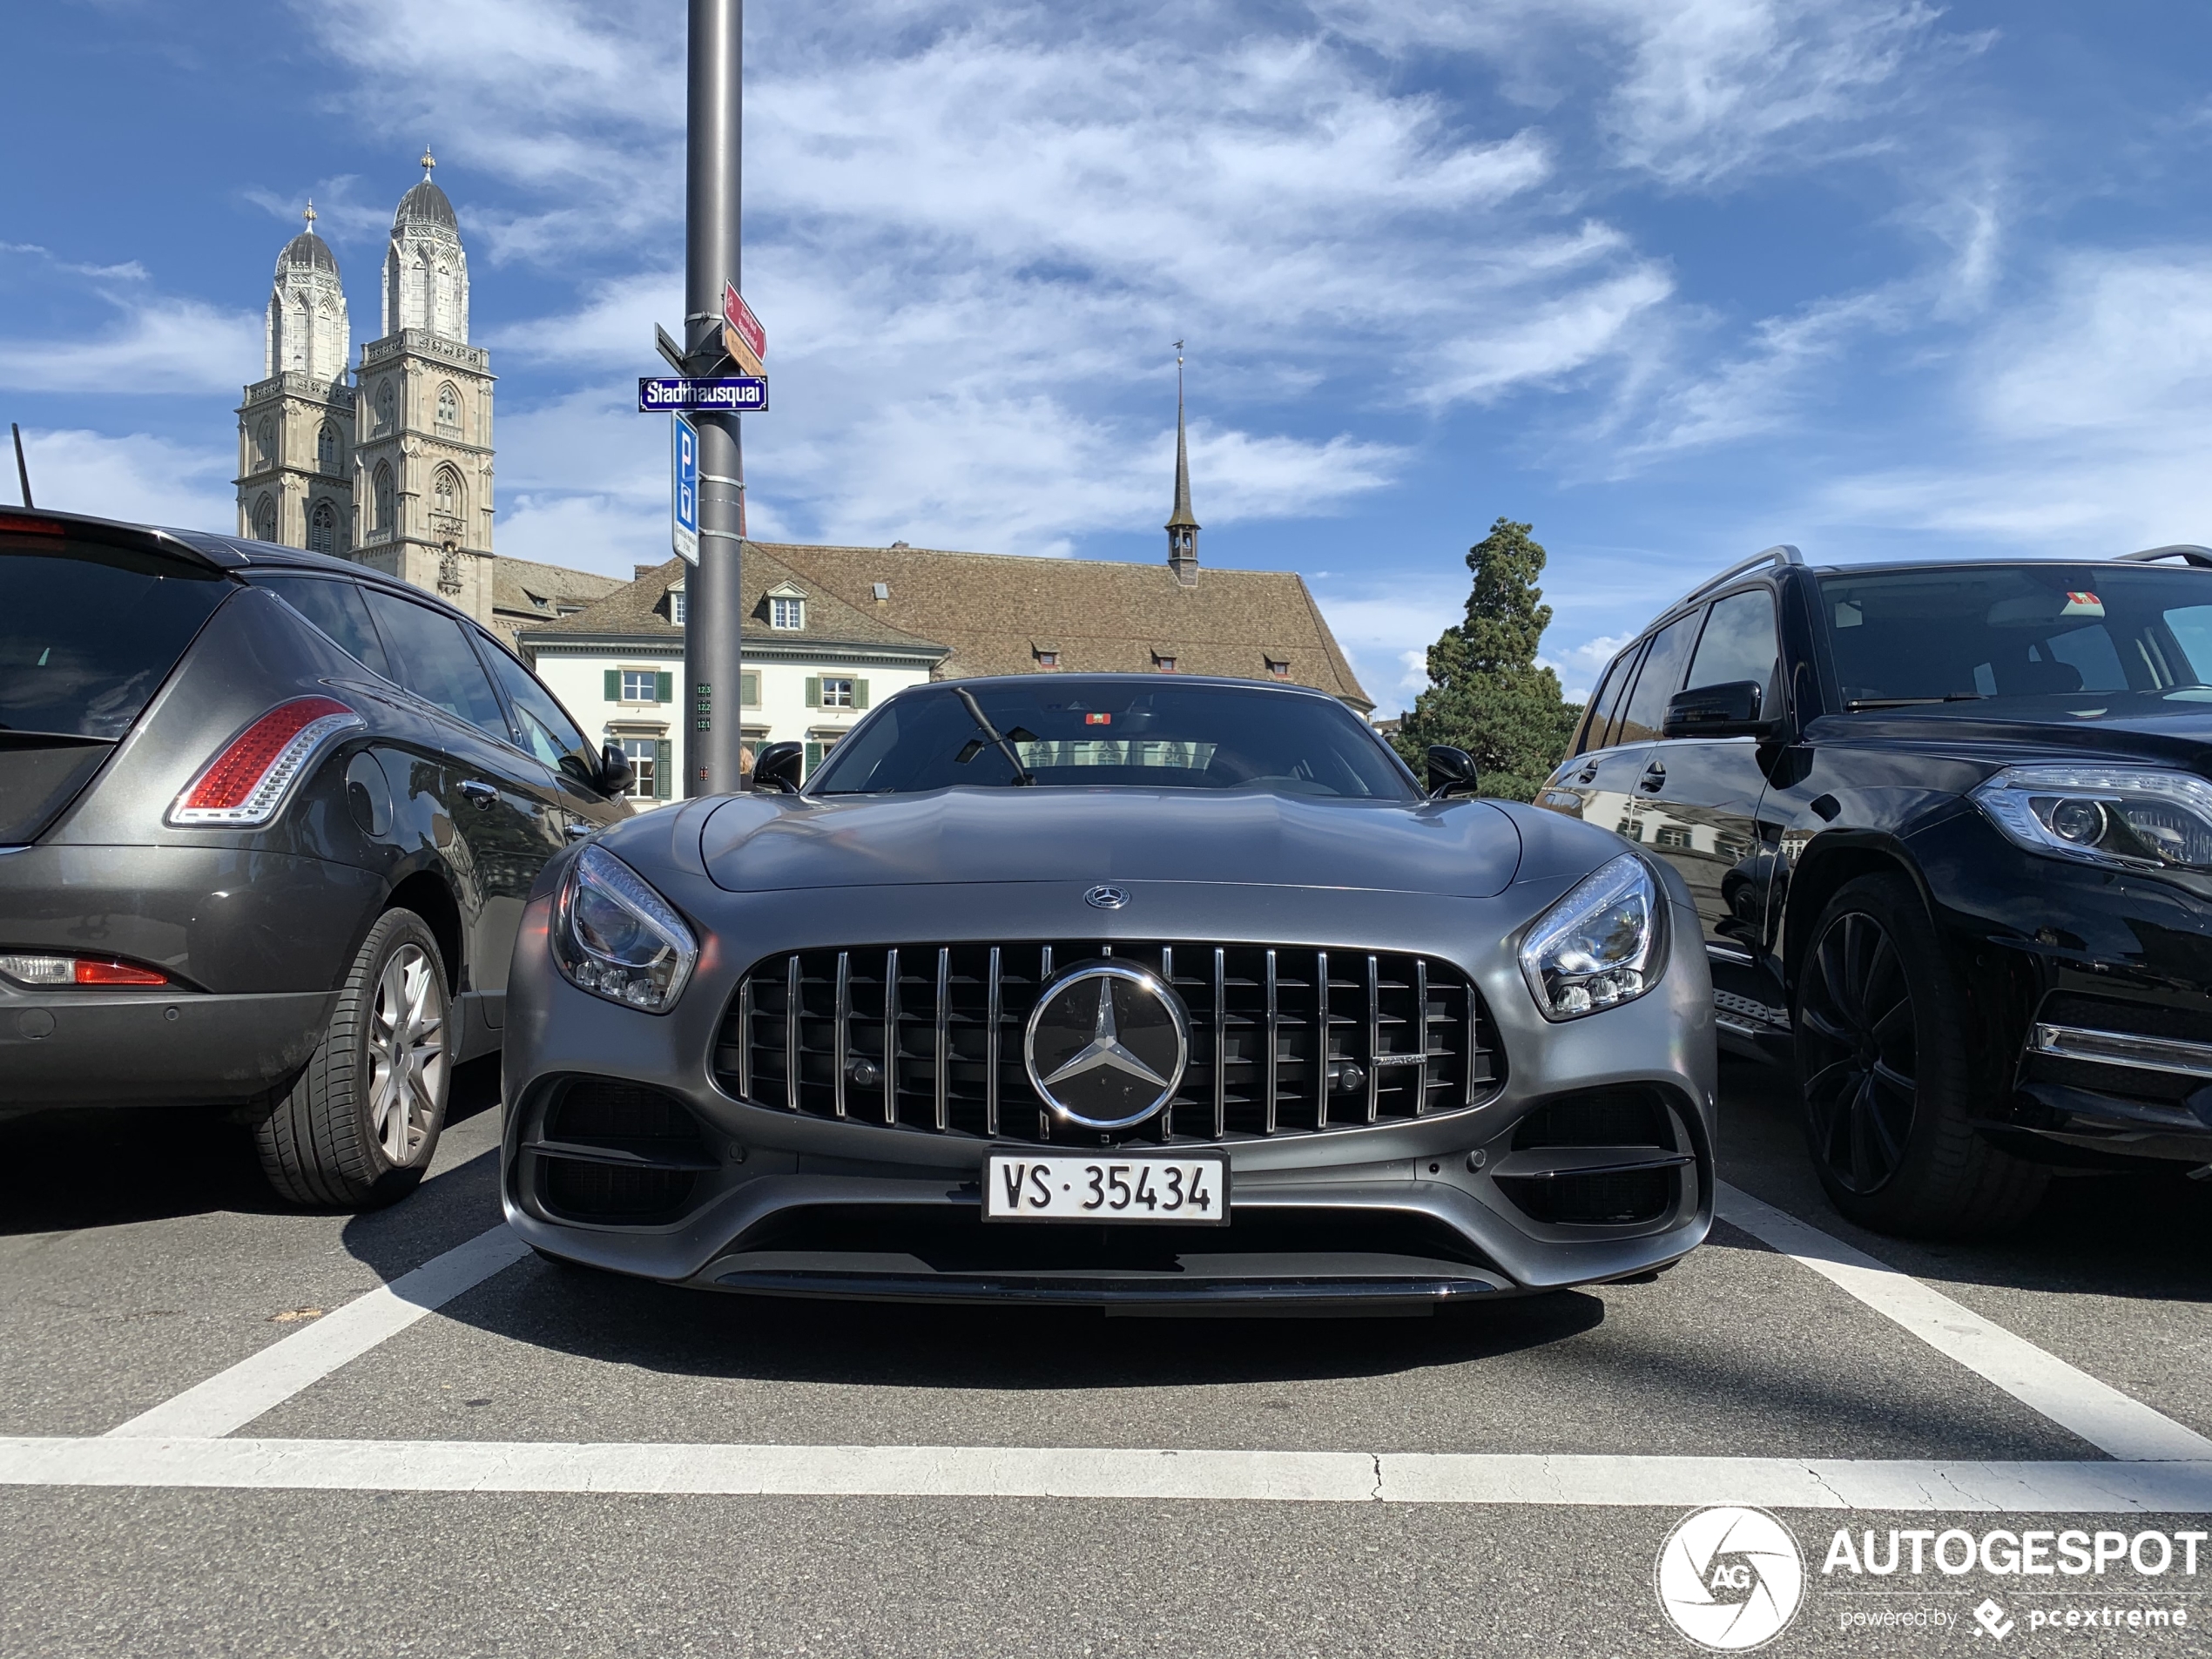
[501,874,1718,1303]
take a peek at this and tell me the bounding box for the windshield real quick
[809,680,1417,799]
[1819,565,2212,710]
[1,533,231,739]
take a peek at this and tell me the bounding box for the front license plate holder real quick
[983,1150,1230,1225]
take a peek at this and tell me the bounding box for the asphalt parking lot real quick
[5,1055,2212,1657]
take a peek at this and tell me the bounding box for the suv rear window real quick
[1821,566,2212,706]
[1,532,231,739]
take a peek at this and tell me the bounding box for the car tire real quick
[1793,873,2047,1238]
[255,907,452,1211]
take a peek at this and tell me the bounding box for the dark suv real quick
[1,509,632,1207]
[1536,543,2212,1236]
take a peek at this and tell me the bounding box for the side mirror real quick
[753,740,805,794]
[597,741,634,795]
[1663,681,1777,740]
[1426,745,1480,798]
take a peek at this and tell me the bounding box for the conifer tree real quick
[1393,517,1583,802]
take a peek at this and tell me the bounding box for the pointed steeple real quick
[1166,341,1199,585]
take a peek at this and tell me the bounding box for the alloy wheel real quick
[368,941,447,1164]
[1797,908,1918,1193]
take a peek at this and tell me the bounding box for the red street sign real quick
[723,283,765,362]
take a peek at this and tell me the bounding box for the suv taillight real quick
[0,954,169,988]
[167,696,363,827]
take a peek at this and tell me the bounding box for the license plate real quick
[983,1152,1228,1224]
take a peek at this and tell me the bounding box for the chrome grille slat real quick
[723,941,1501,1146]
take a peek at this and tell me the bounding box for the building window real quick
[1034,649,1059,669]
[435,382,462,438]
[253,419,275,471]
[669,590,686,624]
[740,670,759,707]
[606,668,672,705]
[307,498,338,554]
[805,675,867,711]
[374,380,395,434]
[431,464,463,530]
[317,421,341,474]
[372,462,395,537]
[1265,658,1290,679]
[820,678,853,708]
[1153,654,1177,673]
[252,494,277,542]
[620,737,662,801]
[769,596,804,631]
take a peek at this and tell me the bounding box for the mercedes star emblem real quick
[1083,885,1129,909]
[1022,961,1190,1130]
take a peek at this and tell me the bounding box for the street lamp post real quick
[683,0,745,795]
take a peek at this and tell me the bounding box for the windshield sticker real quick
[1085,711,1112,725]
[2062,590,2104,616]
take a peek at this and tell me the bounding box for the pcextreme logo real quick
[1656,1507,1806,1650]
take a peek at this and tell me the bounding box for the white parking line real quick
[1715,1183,2212,1463]
[6,1439,2212,1511]
[104,1225,529,1441]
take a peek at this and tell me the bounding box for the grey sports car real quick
[503,674,1716,1307]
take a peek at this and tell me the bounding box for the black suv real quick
[1,509,632,1207]
[1536,543,2212,1235]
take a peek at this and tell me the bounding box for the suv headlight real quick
[1518,853,1667,1021]
[551,846,698,1012]
[1971,765,2212,874]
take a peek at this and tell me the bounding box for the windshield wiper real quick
[1844,693,1985,711]
[954,686,1035,785]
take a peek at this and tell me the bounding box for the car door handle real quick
[564,819,593,840]
[459,779,499,810]
[1638,763,1667,792]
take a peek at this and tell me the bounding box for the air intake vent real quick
[525,1077,716,1227]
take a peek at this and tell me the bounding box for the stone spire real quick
[1166,341,1199,585]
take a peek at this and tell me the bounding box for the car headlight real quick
[1518,852,1667,1021]
[1971,765,2212,874]
[551,846,698,1012]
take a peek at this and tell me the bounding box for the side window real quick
[1578,644,1640,754]
[1686,589,1780,701]
[1615,612,1702,744]
[251,574,392,679]
[361,588,507,738]
[482,640,597,779]
[2164,605,2212,683]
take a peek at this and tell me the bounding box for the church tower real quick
[1166,342,1199,586]
[234,204,354,553]
[351,150,498,623]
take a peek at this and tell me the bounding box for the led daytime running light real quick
[1517,853,1667,1022]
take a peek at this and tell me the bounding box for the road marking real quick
[104,1225,529,1441]
[5,1439,2212,1511]
[1716,1183,2212,1463]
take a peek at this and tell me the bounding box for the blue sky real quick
[5,2,2210,711]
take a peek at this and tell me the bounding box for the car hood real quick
[696,786,1525,898]
[1811,691,2212,774]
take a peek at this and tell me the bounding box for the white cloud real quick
[0,250,260,395]
[11,427,235,529]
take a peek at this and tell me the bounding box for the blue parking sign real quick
[671,412,699,565]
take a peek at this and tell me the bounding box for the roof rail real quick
[1665,543,1804,617]
[2114,544,2212,569]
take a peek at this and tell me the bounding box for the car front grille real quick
[716,941,1504,1144]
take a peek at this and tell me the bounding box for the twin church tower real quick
[233,152,498,622]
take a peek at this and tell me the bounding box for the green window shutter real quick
[803,739,822,779]
[804,676,821,708]
[853,678,870,709]
[604,669,620,701]
[655,739,672,799]
[655,671,672,703]
[740,671,759,708]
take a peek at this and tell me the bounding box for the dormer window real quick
[770,597,803,630]
[1034,647,1059,669]
[669,589,687,625]
[1153,655,1177,673]
[1265,658,1290,679]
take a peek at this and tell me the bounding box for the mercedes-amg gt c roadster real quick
[503,674,1715,1308]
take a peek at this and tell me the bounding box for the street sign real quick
[637,376,767,413]
[671,412,699,566]
[723,282,765,361]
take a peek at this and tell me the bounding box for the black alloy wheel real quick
[1791,873,2047,1237]
[1797,907,1917,1194]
